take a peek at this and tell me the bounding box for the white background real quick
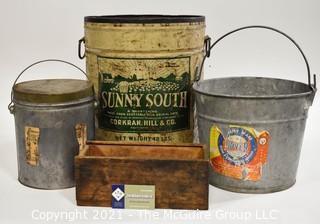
[1,0,319,223]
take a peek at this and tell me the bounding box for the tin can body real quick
[13,98,94,189]
[11,78,95,190]
[83,15,206,143]
[194,77,315,193]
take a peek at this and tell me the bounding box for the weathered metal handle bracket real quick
[78,37,86,59]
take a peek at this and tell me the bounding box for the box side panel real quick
[75,158,208,210]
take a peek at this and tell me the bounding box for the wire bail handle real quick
[196,25,317,91]
[8,59,88,114]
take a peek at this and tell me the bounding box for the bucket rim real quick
[192,76,314,99]
[84,14,205,24]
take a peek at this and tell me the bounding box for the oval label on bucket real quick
[210,125,270,181]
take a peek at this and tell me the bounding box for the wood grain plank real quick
[75,142,209,210]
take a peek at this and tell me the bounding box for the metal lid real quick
[84,15,205,24]
[13,79,94,104]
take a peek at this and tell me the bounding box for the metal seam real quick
[85,47,204,55]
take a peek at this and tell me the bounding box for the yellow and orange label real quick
[210,125,270,181]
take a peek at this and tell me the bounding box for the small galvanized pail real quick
[9,59,95,189]
[79,15,206,143]
[193,26,317,193]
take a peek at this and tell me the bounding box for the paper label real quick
[210,125,270,181]
[112,184,155,209]
[25,126,40,166]
[75,123,87,151]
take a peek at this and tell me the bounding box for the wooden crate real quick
[75,141,208,210]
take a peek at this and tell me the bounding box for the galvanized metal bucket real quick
[193,26,317,193]
[79,15,206,143]
[9,59,95,189]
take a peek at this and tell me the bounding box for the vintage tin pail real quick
[193,26,317,193]
[8,59,95,189]
[79,15,206,143]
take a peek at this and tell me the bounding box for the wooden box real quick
[75,141,208,210]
